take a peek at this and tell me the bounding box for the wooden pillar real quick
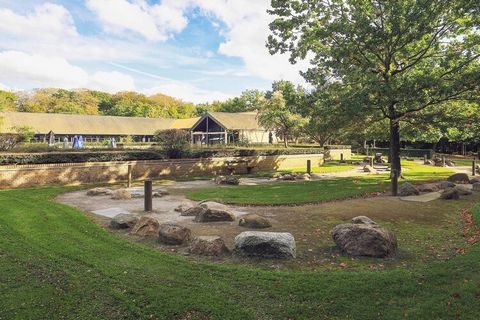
[307,160,311,174]
[127,164,133,188]
[144,180,153,212]
[473,159,476,176]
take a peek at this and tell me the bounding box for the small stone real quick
[87,187,113,196]
[189,236,230,256]
[214,176,240,185]
[111,189,132,200]
[440,188,460,200]
[398,183,420,196]
[153,190,169,198]
[438,181,456,189]
[351,216,377,225]
[296,173,311,181]
[239,214,272,229]
[158,224,192,245]
[175,203,195,214]
[131,216,160,236]
[110,213,138,229]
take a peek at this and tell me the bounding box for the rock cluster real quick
[214,176,240,185]
[87,187,113,196]
[398,183,420,197]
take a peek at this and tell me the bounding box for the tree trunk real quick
[389,118,401,196]
[284,135,288,148]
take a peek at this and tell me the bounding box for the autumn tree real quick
[268,0,480,194]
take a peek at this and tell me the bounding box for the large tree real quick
[268,0,480,194]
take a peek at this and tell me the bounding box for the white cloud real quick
[0,51,89,88]
[90,71,136,93]
[144,83,232,104]
[0,3,78,41]
[86,0,189,41]
[0,50,136,93]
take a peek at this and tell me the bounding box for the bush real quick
[366,147,434,159]
[154,129,190,159]
[0,151,165,165]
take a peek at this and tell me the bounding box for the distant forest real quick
[0,88,265,119]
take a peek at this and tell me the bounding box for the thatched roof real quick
[170,117,201,129]
[0,112,175,135]
[203,112,262,130]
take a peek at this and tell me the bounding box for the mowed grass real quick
[187,161,455,205]
[291,162,357,173]
[1,187,480,319]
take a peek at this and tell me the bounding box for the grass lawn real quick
[1,187,480,319]
[186,161,455,205]
[290,162,357,174]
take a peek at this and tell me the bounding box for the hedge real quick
[0,148,325,165]
[366,148,434,159]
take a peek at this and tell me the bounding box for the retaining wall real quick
[0,153,324,189]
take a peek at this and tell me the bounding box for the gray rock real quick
[215,175,240,185]
[131,216,160,236]
[363,165,378,174]
[447,173,470,184]
[234,231,296,259]
[280,174,296,181]
[332,223,397,258]
[440,188,460,200]
[158,224,192,245]
[175,203,195,214]
[473,183,480,192]
[351,216,377,225]
[417,183,439,192]
[194,202,235,222]
[455,185,472,196]
[182,206,206,217]
[445,160,455,167]
[470,176,480,184]
[398,183,420,196]
[110,213,138,229]
[87,187,113,196]
[239,214,272,229]
[438,181,456,189]
[189,236,230,256]
[111,189,132,200]
[296,173,311,181]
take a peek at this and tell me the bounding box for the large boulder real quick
[332,223,397,258]
[189,236,230,256]
[194,202,235,222]
[440,188,460,200]
[398,183,420,197]
[87,187,113,196]
[182,206,206,217]
[131,216,160,236]
[234,231,296,259]
[470,176,480,184]
[351,216,377,225]
[158,224,191,245]
[215,175,240,185]
[111,189,132,200]
[238,214,272,229]
[296,173,311,181]
[110,213,138,229]
[447,173,470,184]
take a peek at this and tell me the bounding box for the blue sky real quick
[0,0,305,103]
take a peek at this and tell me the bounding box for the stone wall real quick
[0,153,324,189]
[325,148,352,161]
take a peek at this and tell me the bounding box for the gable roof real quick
[204,112,262,130]
[0,112,175,135]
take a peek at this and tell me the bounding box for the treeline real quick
[0,88,265,119]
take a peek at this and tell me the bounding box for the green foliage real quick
[0,90,17,111]
[154,129,191,158]
[268,0,480,186]
[258,91,307,148]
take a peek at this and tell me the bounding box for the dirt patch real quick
[55,179,480,272]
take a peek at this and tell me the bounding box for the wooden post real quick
[144,180,153,212]
[127,164,132,188]
[442,156,445,167]
[423,154,427,163]
[473,159,476,176]
[340,153,344,162]
[307,160,311,174]
[369,157,374,168]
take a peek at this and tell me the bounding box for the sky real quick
[0,0,306,103]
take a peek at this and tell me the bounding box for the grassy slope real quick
[187,162,454,205]
[1,187,480,319]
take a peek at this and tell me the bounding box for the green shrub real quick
[367,147,434,159]
[154,129,190,159]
